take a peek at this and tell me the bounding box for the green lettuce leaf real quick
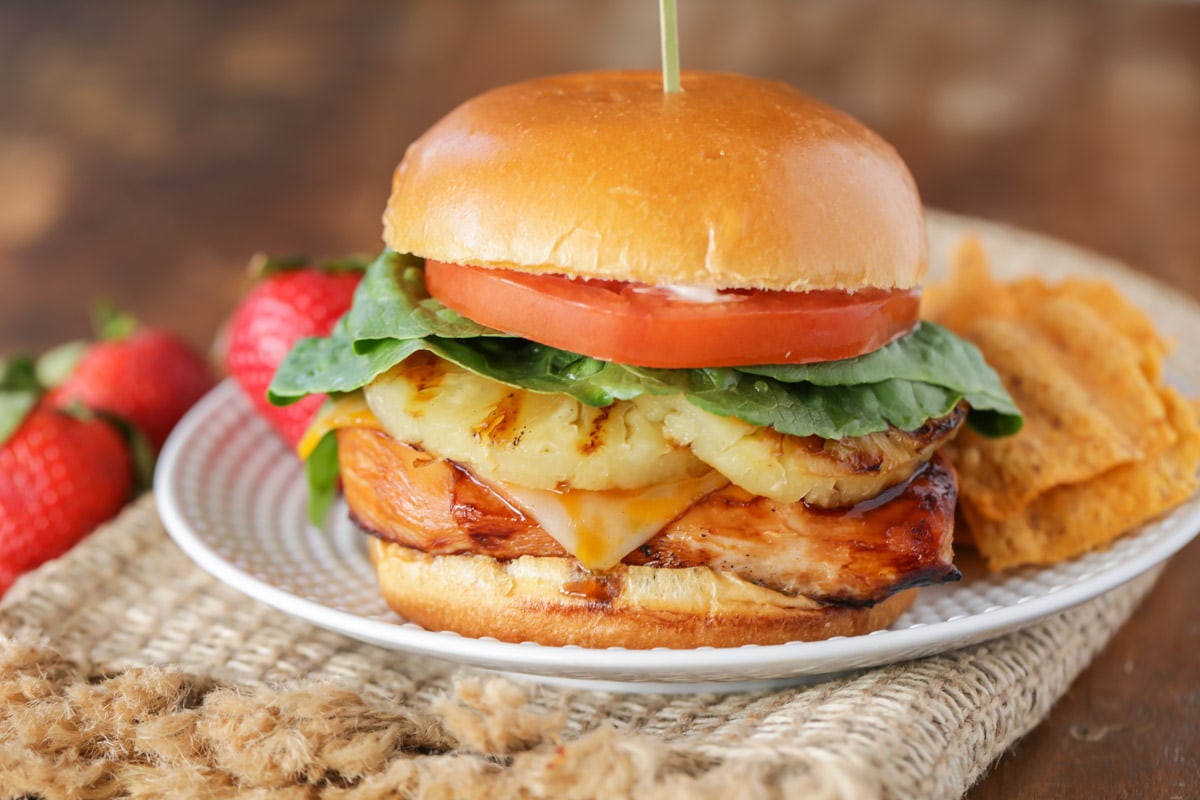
[347,251,504,345]
[304,429,341,525]
[269,251,1022,441]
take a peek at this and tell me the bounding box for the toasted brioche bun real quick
[383,70,926,292]
[368,537,917,649]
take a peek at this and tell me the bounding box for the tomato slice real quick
[424,261,920,369]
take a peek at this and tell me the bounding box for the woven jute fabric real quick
[0,495,1160,800]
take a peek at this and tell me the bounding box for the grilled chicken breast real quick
[338,426,959,607]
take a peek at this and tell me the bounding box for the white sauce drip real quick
[627,283,745,303]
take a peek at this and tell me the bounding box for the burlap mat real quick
[0,494,1161,799]
[3,214,1194,799]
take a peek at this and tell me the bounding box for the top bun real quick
[383,71,926,292]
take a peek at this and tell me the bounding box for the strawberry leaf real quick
[319,254,372,274]
[0,355,43,447]
[92,409,156,492]
[248,253,308,278]
[0,392,36,448]
[93,302,139,341]
[248,252,371,280]
[36,339,88,388]
[1,355,40,392]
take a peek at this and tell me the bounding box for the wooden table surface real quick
[1,3,1197,796]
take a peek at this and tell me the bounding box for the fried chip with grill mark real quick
[961,387,1200,570]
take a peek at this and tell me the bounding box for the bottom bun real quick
[368,537,918,649]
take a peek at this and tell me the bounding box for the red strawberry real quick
[48,311,216,452]
[0,404,133,578]
[224,259,363,448]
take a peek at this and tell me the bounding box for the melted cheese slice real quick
[297,392,382,460]
[303,391,730,571]
[496,471,729,571]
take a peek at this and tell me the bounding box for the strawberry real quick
[47,308,216,452]
[223,257,363,448]
[0,403,133,579]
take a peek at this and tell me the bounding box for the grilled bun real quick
[383,70,926,292]
[368,537,918,649]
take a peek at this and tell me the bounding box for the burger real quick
[269,71,1021,649]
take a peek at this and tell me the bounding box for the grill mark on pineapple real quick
[579,406,612,454]
[472,392,524,445]
[821,402,969,474]
[400,353,446,418]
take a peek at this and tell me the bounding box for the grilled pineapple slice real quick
[364,353,709,491]
[633,395,959,506]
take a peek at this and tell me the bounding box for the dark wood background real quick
[1,2,1196,796]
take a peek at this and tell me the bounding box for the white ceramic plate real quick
[156,380,1200,692]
